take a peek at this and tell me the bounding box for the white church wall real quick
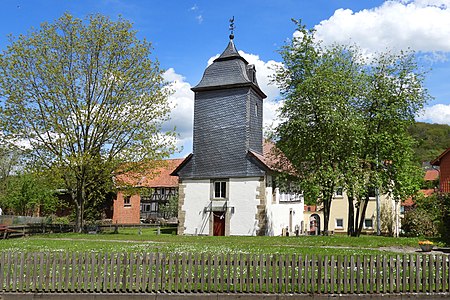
[228,177,260,236]
[266,188,304,236]
[181,179,211,235]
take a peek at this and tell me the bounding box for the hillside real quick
[409,122,450,164]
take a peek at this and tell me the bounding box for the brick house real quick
[112,159,183,224]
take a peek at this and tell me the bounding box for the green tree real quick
[349,50,428,236]
[0,142,20,196]
[0,13,175,231]
[274,21,364,235]
[274,21,428,236]
[159,194,179,219]
[0,172,58,216]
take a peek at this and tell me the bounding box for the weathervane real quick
[229,16,235,40]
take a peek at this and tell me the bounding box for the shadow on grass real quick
[160,227,177,235]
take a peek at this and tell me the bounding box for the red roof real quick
[304,205,318,212]
[402,189,435,207]
[248,140,295,174]
[424,169,439,181]
[116,158,184,188]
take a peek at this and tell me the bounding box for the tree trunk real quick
[352,200,360,237]
[322,192,333,236]
[75,176,86,233]
[347,193,355,236]
[355,194,369,237]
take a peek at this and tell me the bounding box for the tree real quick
[348,50,428,236]
[0,171,58,216]
[0,142,20,197]
[274,21,429,236]
[159,194,179,219]
[274,21,365,235]
[0,13,175,231]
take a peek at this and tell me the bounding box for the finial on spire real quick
[229,16,235,40]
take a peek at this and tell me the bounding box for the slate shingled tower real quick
[171,30,296,237]
[176,36,267,179]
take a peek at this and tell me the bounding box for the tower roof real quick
[191,39,267,99]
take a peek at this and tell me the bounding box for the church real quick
[171,28,303,236]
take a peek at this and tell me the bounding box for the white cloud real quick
[162,68,194,154]
[313,0,450,55]
[417,104,450,124]
[196,15,203,24]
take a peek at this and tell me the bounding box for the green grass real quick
[0,227,436,256]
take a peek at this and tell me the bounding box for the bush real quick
[402,208,438,237]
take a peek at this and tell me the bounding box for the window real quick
[364,218,373,229]
[141,203,151,212]
[214,181,227,199]
[335,187,343,197]
[368,187,376,198]
[255,103,258,117]
[335,218,344,229]
[124,196,131,207]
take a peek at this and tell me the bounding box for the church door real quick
[213,212,225,236]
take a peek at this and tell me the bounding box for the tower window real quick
[214,181,227,199]
[255,103,258,117]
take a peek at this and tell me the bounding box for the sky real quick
[1,0,450,158]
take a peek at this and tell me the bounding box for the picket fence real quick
[0,252,449,294]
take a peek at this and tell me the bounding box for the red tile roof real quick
[424,169,439,181]
[402,189,435,207]
[248,140,295,174]
[116,158,184,188]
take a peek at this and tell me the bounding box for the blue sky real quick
[1,0,450,158]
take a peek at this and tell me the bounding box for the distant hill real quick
[409,122,450,164]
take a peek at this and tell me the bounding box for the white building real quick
[172,33,303,236]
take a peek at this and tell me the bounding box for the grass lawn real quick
[0,227,438,256]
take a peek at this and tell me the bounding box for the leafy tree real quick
[348,50,428,236]
[274,21,428,236]
[159,194,179,219]
[274,21,364,235]
[0,13,175,231]
[0,172,58,216]
[0,143,20,183]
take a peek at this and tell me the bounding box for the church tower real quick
[173,24,271,236]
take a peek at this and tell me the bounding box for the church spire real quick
[229,16,235,40]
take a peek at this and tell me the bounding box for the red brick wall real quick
[440,154,450,193]
[112,192,141,224]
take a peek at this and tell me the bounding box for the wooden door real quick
[213,212,225,236]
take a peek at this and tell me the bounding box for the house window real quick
[335,187,343,197]
[368,187,376,198]
[335,218,344,229]
[214,181,227,199]
[364,218,373,229]
[124,196,131,207]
